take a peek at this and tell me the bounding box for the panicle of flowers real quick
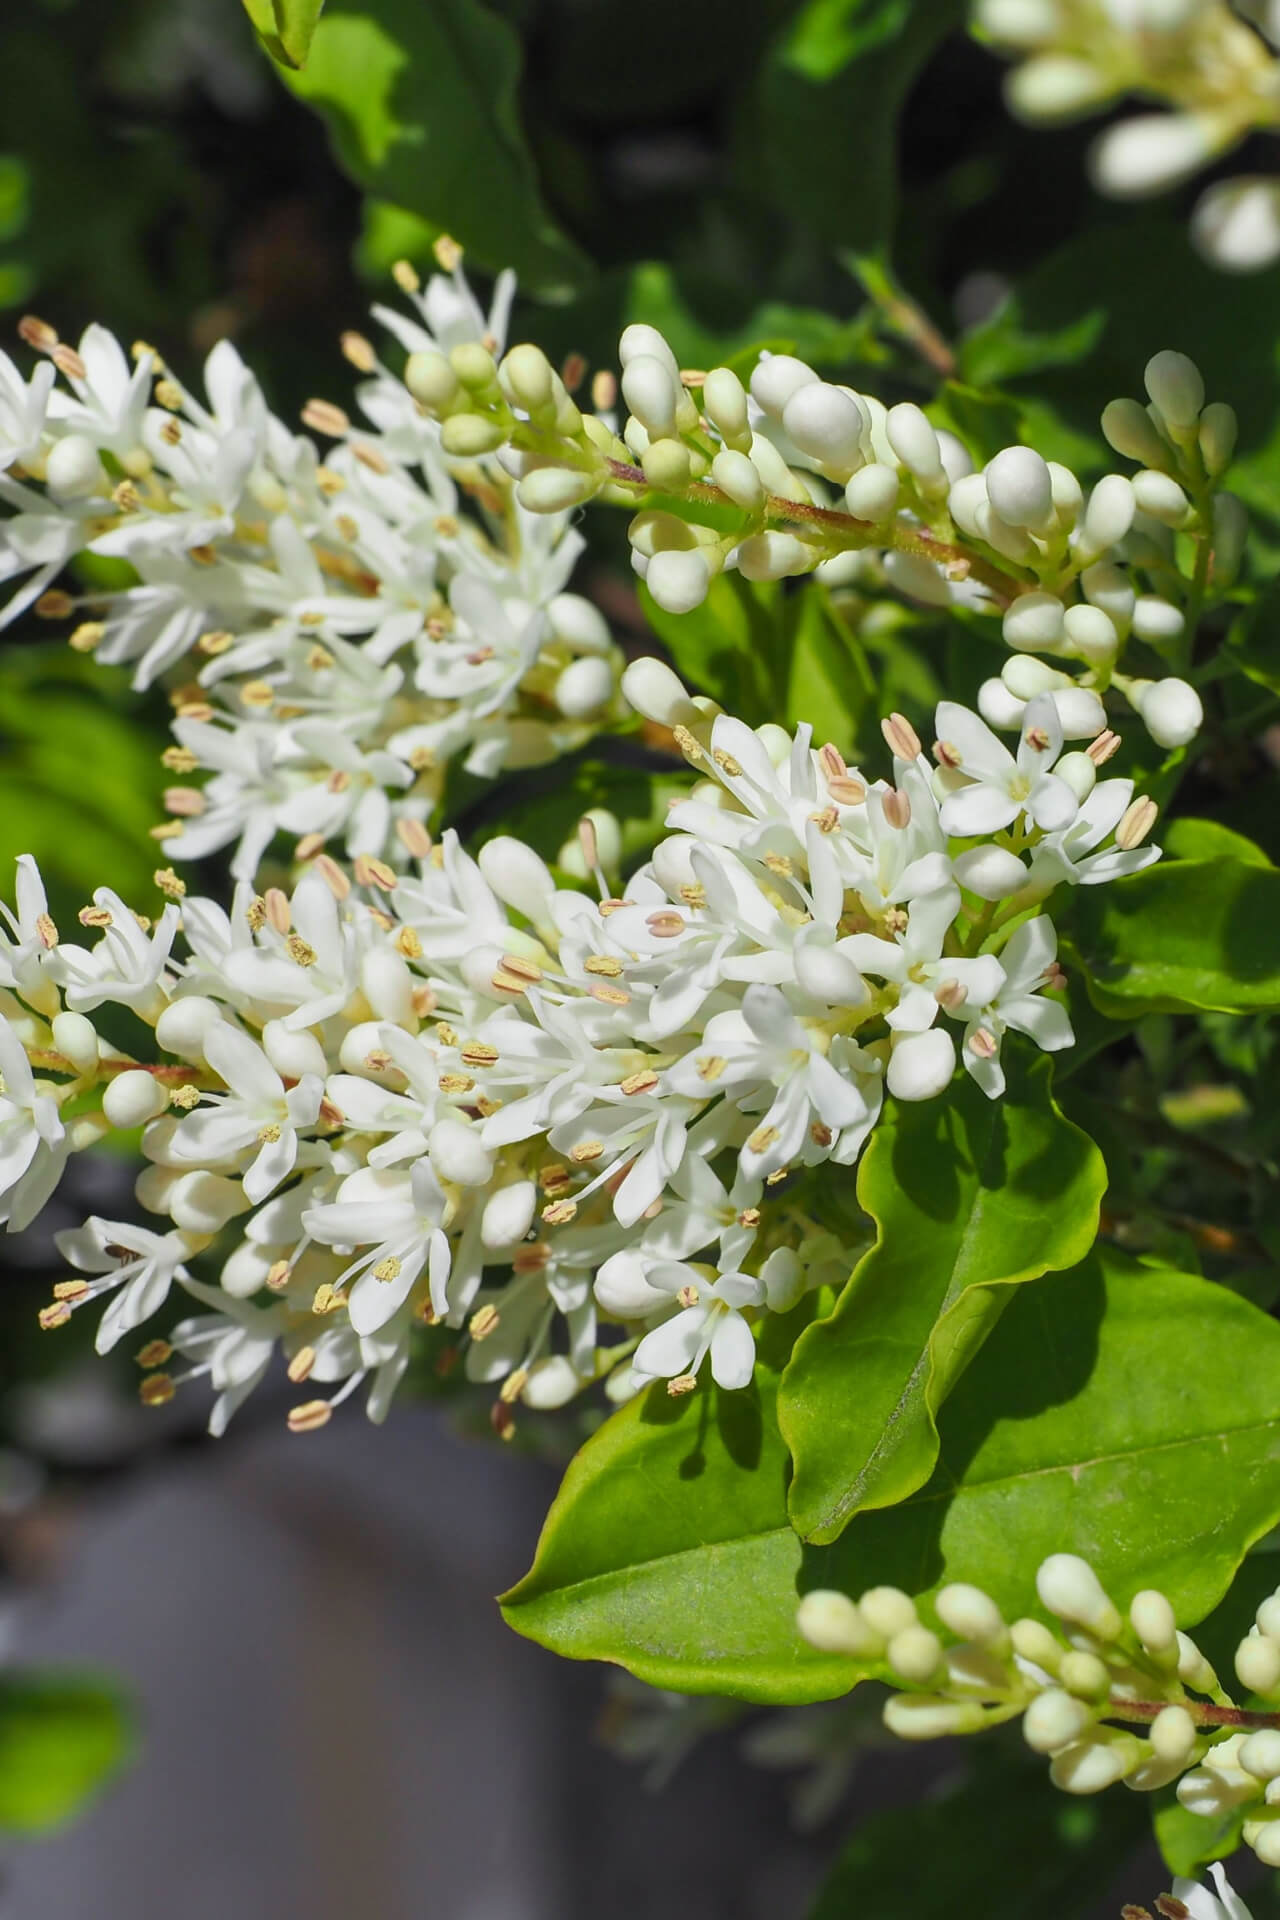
[1,636,1159,1431]
[798,1553,1280,1871]
[416,322,1235,760]
[972,0,1280,270]
[0,241,626,881]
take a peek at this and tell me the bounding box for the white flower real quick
[0,854,61,1015]
[630,1261,765,1390]
[936,695,1079,836]
[1027,779,1160,887]
[303,1159,451,1333]
[1171,1863,1254,1920]
[0,1015,66,1231]
[169,1022,322,1203]
[170,1280,286,1435]
[957,916,1073,1098]
[51,890,179,1016]
[54,1216,194,1353]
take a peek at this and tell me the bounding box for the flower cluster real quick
[413,323,1234,759]
[0,246,625,880]
[974,0,1280,270]
[799,1553,1280,1870]
[3,646,1158,1428]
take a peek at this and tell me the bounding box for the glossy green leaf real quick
[1162,819,1273,867]
[240,0,325,68]
[639,573,784,723]
[744,0,963,258]
[815,1253,1280,1637]
[1151,1796,1245,1881]
[809,1745,1146,1920]
[0,1675,131,1833]
[282,0,588,293]
[780,1054,1106,1544]
[781,586,877,755]
[1070,860,1280,1014]
[501,1370,851,1703]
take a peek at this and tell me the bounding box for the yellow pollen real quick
[461,1041,499,1068]
[154,866,186,899]
[258,1123,282,1144]
[569,1140,603,1164]
[499,1367,529,1405]
[287,1346,317,1383]
[395,926,424,959]
[354,854,398,892]
[584,955,623,977]
[285,935,317,967]
[287,1399,332,1434]
[78,905,112,928]
[620,1070,658,1096]
[667,1373,698,1397]
[677,1284,699,1308]
[53,1279,89,1302]
[136,1338,173,1367]
[762,853,794,877]
[738,1207,761,1228]
[542,1199,578,1226]
[140,1373,175,1406]
[70,620,104,653]
[539,1162,570,1193]
[266,1261,292,1291]
[372,1256,402,1283]
[809,806,839,834]
[169,1084,200,1110]
[35,911,58,949]
[748,1125,780,1153]
[311,1283,345,1315]
[695,1056,726,1083]
[469,1304,500,1340]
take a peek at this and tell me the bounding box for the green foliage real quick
[779,1056,1106,1544]
[281,0,588,292]
[240,0,326,68]
[1070,860,1280,1014]
[808,1745,1147,1920]
[0,1675,132,1833]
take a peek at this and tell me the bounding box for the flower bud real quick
[888,1625,945,1685]
[1003,590,1066,654]
[1081,562,1136,631]
[737,531,811,582]
[1050,1731,1142,1793]
[783,383,867,475]
[441,415,507,458]
[429,1115,494,1187]
[499,344,554,414]
[1055,751,1097,803]
[1198,399,1239,477]
[1132,470,1190,526]
[882,1695,990,1740]
[1242,1731,1280,1781]
[1007,55,1112,121]
[555,655,615,718]
[549,592,611,654]
[952,845,1029,900]
[702,366,750,449]
[1133,676,1203,749]
[1035,1554,1123,1639]
[361,948,415,1026]
[155,995,222,1061]
[1062,604,1118,667]
[1150,1703,1198,1767]
[1024,1688,1092,1753]
[521,1355,584,1410]
[641,437,693,492]
[621,356,680,439]
[478,837,555,924]
[1144,349,1206,429]
[51,1010,99,1074]
[1010,1616,1064,1674]
[937,429,974,485]
[221,1241,277,1299]
[977,677,1027,730]
[845,463,900,521]
[103,1069,168,1130]
[1081,475,1135,553]
[1176,1631,1219,1694]
[947,472,988,539]
[984,446,1053,528]
[262,1020,326,1081]
[881,551,952,605]
[621,657,700,727]
[859,1586,918,1639]
[1059,1650,1110,1700]
[647,548,712,614]
[885,403,943,481]
[887,1029,956,1102]
[338,1021,397,1077]
[796,1590,886,1658]
[169,1171,247,1234]
[46,433,104,499]
[794,941,867,1006]
[1257,1596,1280,1640]
[1048,462,1082,521]
[1100,398,1171,470]
[1249,1818,1280,1868]
[481,1179,537,1249]
[516,467,599,513]
[1130,1587,1178,1653]
[1237,1632,1280,1697]
[1090,114,1222,201]
[1192,176,1280,275]
[974,0,1059,49]
[404,351,460,412]
[935,1583,1007,1647]
[1054,689,1108,738]
[712,448,765,512]
[749,353,819,420]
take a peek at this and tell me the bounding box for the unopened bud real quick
[1237,1632,1280,1698]
[1036,1553,1123,1639]
[796,1590,886,1658]
[1023,1687,1092,1753]
[887,1624,944,1685]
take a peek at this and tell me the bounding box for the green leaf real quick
[240,0,325,68]
[780,1054,1106,1544]
[743,0,963,260]
[281,0,588,293]
[809,1745,1146,1920]
[1152,1795,1245,1881]
[781,586,878,754]
[818,1252,1280,1635]
[1070,860,1280,1014]
[0,1675,132,1833]
[1162,819,1273,867]
[1232,576,1280,697]
[638,573,785,722]
[506,1255,1280,1701]
[501,1370,852,1704]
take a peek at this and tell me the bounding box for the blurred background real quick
[2,0,1279,1912]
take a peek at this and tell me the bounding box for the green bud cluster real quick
[798,1553,1280,1867]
